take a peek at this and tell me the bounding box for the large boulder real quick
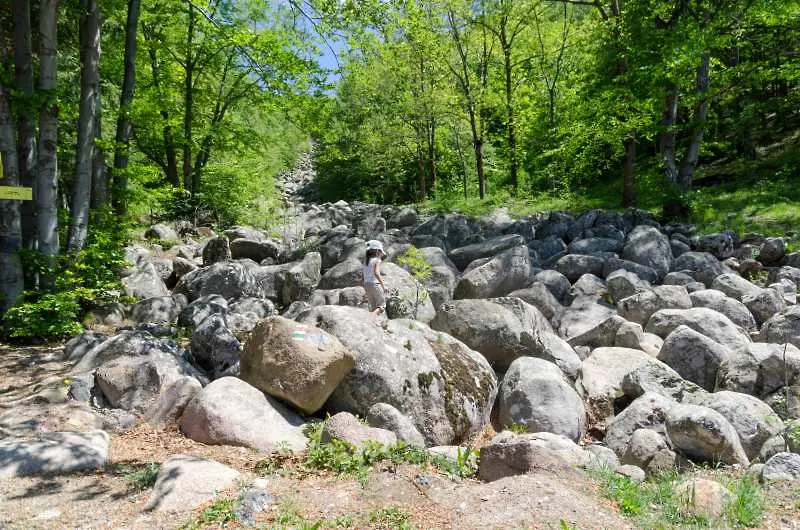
[318,259,363,290]
[689,289,757,331]
[448,234,525,271]
[665,404,749,466]
[558,296,616,341]
[416,247,459,309]
[620,362,704,402]
[145,376,202,430]
[604,392,676,456]
[743,288,786,328]
[229,238,280,263]
[606,269,651,304]
[534,269,571,302]
[279,252,322,306]
[553,254,605,283]
[382,262,436,323]
[190,314,241,377]
[366,403,426,448]
[695,232,735,260]
[179,377,306,452]
[145,455,240,513]
[0,430,110,478]
[174,261,265,302]
[296,306,497,446]
[657,325,732,391]
[202,236,232,265]
[178,294,228,328]
[72,330,191,375]
[577,347,665,429]
[240,316,354,414]
[716,342,800,397]
[478,431,589,482]
[672,252,730,286]
[645,308,751,352]
[430,298,553,370]
[122,263,170,299]
[760,306,800,348]
[683,391,784,460]
[710,273,762,301]
[617,286,691,326]
[762,452,800,481]
[507,283,564,325]
[454,246,533,299]
[496,357,586,441]
[131,295,186,325]
[622,225,672,280]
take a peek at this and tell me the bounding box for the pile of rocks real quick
[5,158,800,512]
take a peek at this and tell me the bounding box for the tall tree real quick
[182,0,195,191]
[0,21,24,313]
[37,0,60,267]
[112,0,141,215]
[69,0,102,251]
[12,0,37,254]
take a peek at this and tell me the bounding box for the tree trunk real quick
[0,40,25,313]
[660,82,679,186]
[69,0,101,252]
[90,94,107,209]
[501,38,517,193]
[427,117,436,194]
[37,0,60,267]
[12,0,37,256]
[679,54,710,193]
[622,133,636,207]
[416,142,426,201]
[112,0,140,214]
[182,2,195,192]
[145,32,179,187]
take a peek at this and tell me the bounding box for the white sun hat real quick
[365,239,385,252]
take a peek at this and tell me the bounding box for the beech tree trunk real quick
[112,0,140,215]
[90,96,107,209]
[69,0,101,251]
[679,54,710,192]
[182,2,195,192]
[501,35,517,193]
[12,0,37,255]
[37,0,60,267]
[0,36,24,313]
[660,82,679,186]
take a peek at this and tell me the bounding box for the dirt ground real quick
[0,343,799,529]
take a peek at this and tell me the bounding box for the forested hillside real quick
[0,0,798,328]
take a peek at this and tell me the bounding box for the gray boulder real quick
[367,403,426,448]
[689,289,757,331]
[131,295,186,325]
[663,271,697,286]
[296,306,497,446]
[122,263,170,299]
[230,238,280,262]
[602,259,658,283]
[606,269,651,304]
[716,342,800,397]
[568,237,621,255]
[174,261,264,302]
[558,296,616,341]
[604,392,676,456]
[760,306,800,348]
[711,273,762,301]
[179,377,306,452]
[683,391,784,460]
[454,246,533,299]
[620,362,705,402]
[665,404,749,466]
[614,322,663,357]
[478,431,588,482]
[145,455,240,513]
[646,307,751,352]
[570,274,607,299]
[448,234,525,271]
[145,376,202,429]
[382,262,436,323]
[497,357,586,441]
[657,325,732,391]
[145,223,179,241]
[64,332,107,362]
[177,294,228,328]
[318,258,362,290]
[553,254,605,283]
[202,236,232,265]
[577,348,665,429]
[321,412,397,449]
[621,429,667,469]
[190,315,240,377]
[529,236,566,262]
[617,286,691,326]
[0,430,110,478]
[507,283,564,325]
[171,256,199,281]
[743,288,786,328]
[760,237,786,263]
[533,269,571,301]
[240,316,354,414]
[672,252,731,286]
[387,207,419,228]
[762,452,800,481]
[695,233,735,260]
[622,225,673,280]
[280,252,322,305]
[567,315,626,350]
[72,330,189,374]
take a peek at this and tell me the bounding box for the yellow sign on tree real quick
[0,186,33,201]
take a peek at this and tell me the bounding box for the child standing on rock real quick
[363,240,388,315]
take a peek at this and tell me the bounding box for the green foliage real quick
[367,505,413,529]
[395,246,432,283]
[118,462,160,492]
[505,423,529,435]
[181,497,239,530]
[302,422,477,482]
[590,467,765,529]
[3,214,130,341]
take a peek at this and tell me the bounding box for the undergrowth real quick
[117,462,160,492]
[590,467,765,529]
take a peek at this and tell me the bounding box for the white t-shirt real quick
[363,257,381,284]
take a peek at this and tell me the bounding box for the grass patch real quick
[181,497,239,530]
[590,467,765,529]
[299,422,477,483]
[116,462,160,492]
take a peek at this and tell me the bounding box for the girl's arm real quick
[373,261,387,292]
